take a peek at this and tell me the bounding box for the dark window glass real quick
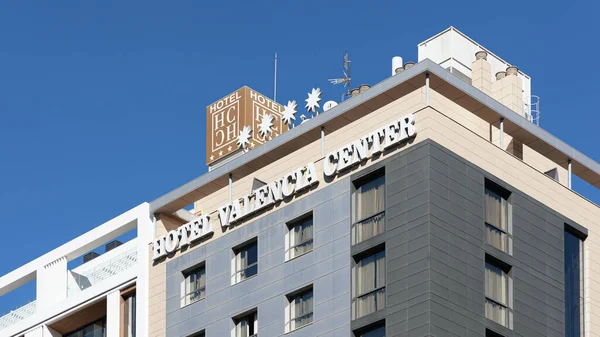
[361,325,385,337]
[565,230,583,337]
[64,318,106,337]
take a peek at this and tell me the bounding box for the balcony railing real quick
[0,300,36,331]
[68,247,137,296]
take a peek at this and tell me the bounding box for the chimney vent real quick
[350,88,360,97]
[475,51,488,60]
[106,240,122,252]
[359,84,370,93]
[506,66,518,76]
[404,62,415,70]
[83,252,100,263]
[495,71,506,80]
[392,56,403,75]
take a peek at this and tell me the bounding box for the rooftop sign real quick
[206,87,287,165]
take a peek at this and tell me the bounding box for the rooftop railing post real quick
[321,126,325,157]
[568,159,572,189]
[425,72,430,106]
[500,118,505,148]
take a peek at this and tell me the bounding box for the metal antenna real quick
[328,52,352,100]
[274,52,278,102]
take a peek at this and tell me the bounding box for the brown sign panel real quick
[206,86,287,165]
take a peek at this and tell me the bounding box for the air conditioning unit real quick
[106,240,122,252]
[83,252,100,263]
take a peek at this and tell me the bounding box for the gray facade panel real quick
[165,179,351,337]
[164,139,581,337]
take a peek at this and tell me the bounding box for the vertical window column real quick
[353,247,386,319]
[352,170,385,245]
[565,227,585,337]
[484,181,512,254]
[485,255,512,328]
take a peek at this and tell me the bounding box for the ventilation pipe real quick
[404,62,415,70]
[350,88,360,97]
[495,71,506,80]
[359,84,370,93]
[506,66,518,76]
[392,56,403,75]
[475,51,488,60]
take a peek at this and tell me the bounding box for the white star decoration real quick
[258,114,274,139]
[305,88,322,116]
[282,100,298,128]
[237,125,253,150]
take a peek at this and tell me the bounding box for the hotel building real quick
[2,26,600,337]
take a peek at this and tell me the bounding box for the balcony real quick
[68,246,137,297]
[0,300,36,331]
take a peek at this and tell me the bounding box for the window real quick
[64,318,106,337]
[484,181,511,253]
[352,170,385,245]
[232,239,258,284]
[182,264,206,306]
[234,310,257,337]
[286,287,313,332]
[122,292,136,337]
[565,227,584,337]
[353,321,385,337]
[485,256,512,328]
[353,247,385,319]
[286,214,313,261]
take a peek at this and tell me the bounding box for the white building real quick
[0,204,152,337]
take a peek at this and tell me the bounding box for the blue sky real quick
[0,0,599,313]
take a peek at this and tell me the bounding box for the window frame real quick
[484,254,513,329]
[232,238,258,285]
[285,213,314,261]
[285,285,314,332]
[181,263,206,307]
[484,180,512,255]
[233,309,258,337]
[352,245,386,320]
[351,168,386,245]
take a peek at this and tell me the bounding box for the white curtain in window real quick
[237,244,257,281]
[485,224,506,251]
[485,189,507,231]
[291,219,313,258]
[187,268,205,303]
[356,251,385,317]
[485,299,507,326]
[353,176,385,222]
[293,291,313,328]
[355,212,385,244]
[485,262,507,305]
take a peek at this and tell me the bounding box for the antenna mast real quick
[328,52,352,101]
[274,52,278,102]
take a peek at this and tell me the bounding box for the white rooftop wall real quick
[418,27,533,116]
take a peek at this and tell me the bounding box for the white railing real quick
[0,300,36,331]
[68,247,137,296]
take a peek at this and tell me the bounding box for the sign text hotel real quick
[153,112,416,260]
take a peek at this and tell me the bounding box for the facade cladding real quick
[164,140,586,337]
